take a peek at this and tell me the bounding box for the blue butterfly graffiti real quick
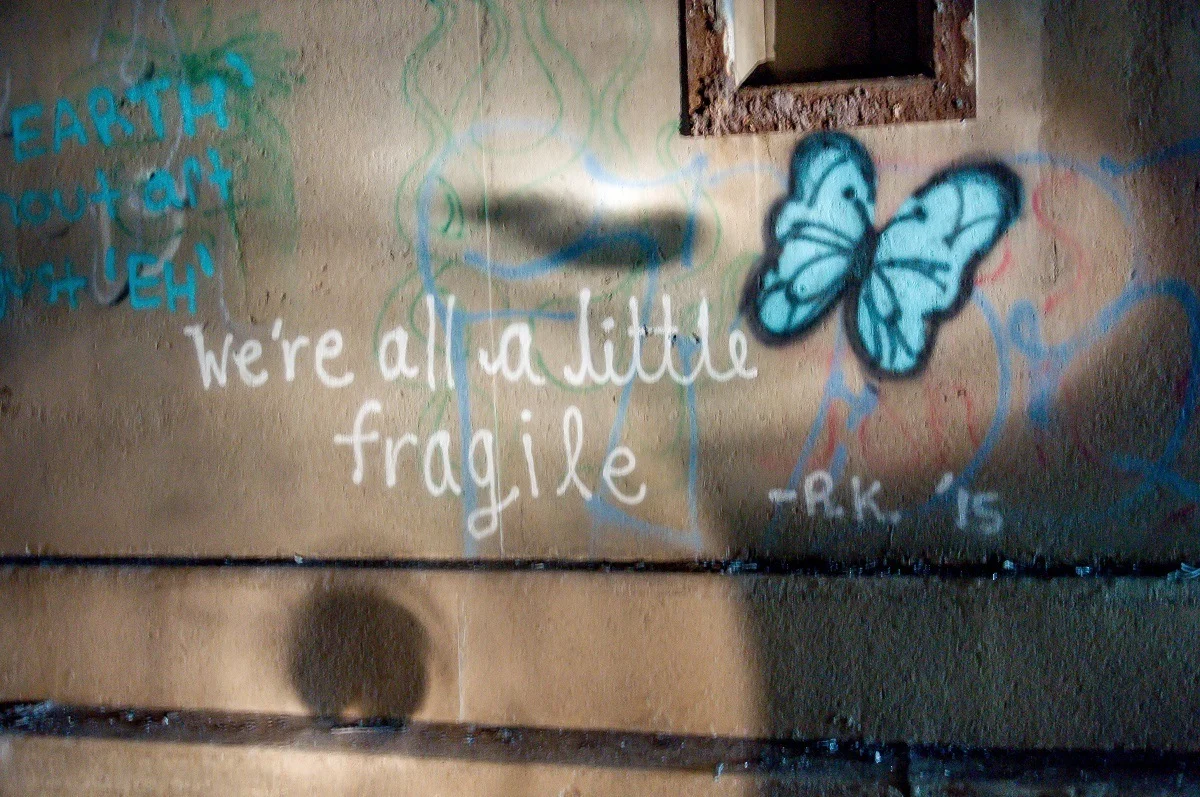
[744,132,1023,377]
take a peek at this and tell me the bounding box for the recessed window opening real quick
[682,0,975,135]
[745,0,935,87]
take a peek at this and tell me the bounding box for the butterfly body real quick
[745,132,1022,378]
[846,227,878,285]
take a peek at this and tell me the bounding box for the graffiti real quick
[368,0,727,552]
[2,240,213,318]
[8,74,234,164]
[761,148,1200,543]
[6,0,1200,559]
[562,290,756,387]
[368,0,1200,554]
[0,3,298,328]
[768,469,1003,533]
[391,120,768,551]
[743,132,1022,378]
[0,143,231,320]
[181,275,756,543]
[330,398,651,540]
[0,260,87,316]
[769,472,904,525]
[182,319,351,390]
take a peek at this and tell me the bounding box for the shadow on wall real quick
[462,194,711,269]
[288,585,430,720]
[726,0,1200,748]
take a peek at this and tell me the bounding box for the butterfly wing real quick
[745,132,876,343]
[850,163,1022,377]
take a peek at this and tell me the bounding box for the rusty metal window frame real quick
[681,0,977,136]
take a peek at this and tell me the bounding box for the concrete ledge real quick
[0,567,1198,748]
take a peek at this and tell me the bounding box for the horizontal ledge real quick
[0,702,890,777]
[0,555,1193,580]
[736,73,939,96]
[4,703,1200,786]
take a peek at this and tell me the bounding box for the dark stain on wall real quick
[464,194,708,269]
[288,585,430,719]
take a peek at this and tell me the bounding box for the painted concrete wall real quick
[0,0,1198,562]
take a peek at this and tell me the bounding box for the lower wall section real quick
[6,729,1199,796]
[0,567,1198,749]
[2,736,885,797]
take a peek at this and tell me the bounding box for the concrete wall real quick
[2,1,1200,793]
[0,0,1197,561]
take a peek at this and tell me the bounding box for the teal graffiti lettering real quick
[143,170,184,215]
[224,52,256,88]
[52,98,89,153]
[142,157,210,213]
[53,186,88,224]
[12,103,46,163]
[126,252,162,310]
[125,76,172,139]
[87,86,135,147]
[8,267,35,300]
[43,259,87,309]
[104,246,118,282]
[179,77,229,137]
[164,261,198,313]
[18,190,52,227]
[0,192,19,227]
[206,148,233,203]
[90,170,121,219]
[194,241,215,278]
